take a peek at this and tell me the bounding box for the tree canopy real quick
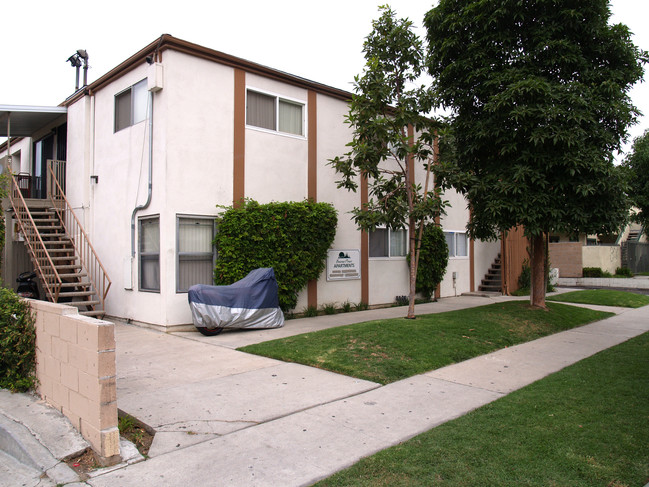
[425,0,647,306]
[623,129,649,230]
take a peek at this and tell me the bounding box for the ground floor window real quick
[177,216,215,292]
[369,227,408,258]
[139,216,160,292]
[444,231,468,258]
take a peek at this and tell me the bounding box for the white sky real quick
[1,0,648,158]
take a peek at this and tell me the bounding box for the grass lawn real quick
[239,301,612,385]
[548,289,649,308]
[314,331,649,487]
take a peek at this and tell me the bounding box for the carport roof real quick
[0,105,67,137]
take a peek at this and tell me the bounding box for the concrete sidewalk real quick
[2,292,648,486]
[84,294,647,486]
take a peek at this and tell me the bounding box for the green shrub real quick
[518,259,532,290]
[0,287,37,392]
[615,267,633,277]
[583,267,603,277]
[408,225,449,299]
[355,301,369,311]
[213,199,337,311]
[321,303,337,315]
[395,295,409,306]
[583,267,611,278]
[341,301,353,313]
[302,305,318,318]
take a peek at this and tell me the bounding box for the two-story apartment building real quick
[1,34,503,331]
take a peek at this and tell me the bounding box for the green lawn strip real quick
[548,289,649,308]
[238,302,612,385]
[314,332,649,487]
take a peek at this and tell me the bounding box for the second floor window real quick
[115,79,147,132]
[246,89,304,136]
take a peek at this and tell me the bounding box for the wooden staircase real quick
[26,208,104,317]
[479,253,502,293]
[8,160,111,318]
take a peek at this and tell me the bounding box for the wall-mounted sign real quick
[327,249,361,281]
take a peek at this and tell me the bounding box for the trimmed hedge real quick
[0,287,37,392]
[408,225,449,299]
[214,199,337,311]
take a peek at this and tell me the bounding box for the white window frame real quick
[139,215,160,292]
[114,79,148,132]
[245,87,306,137]
[444,231,469,258]
[176,215,216,293]
[369,226,408,259]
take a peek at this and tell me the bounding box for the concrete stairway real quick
[479,253,502,293]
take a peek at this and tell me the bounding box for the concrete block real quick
[99,402,118,429]
[31,299,79,316]
[60,362,79,392]
[99,376,117,404]
[43,313,60,338]
[97,350,116,378]
[77,322,99,350]
[59,318,78,344]
[68,390,90,423]
[97,323,116,351]
[43,354,61,381]
[68,343,91,371]
[51,336,69,364]
[100,427,121,459]
[50,382,69,411]
[78,370,98,401]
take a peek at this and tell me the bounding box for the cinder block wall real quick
[31,300,120,464]
[549,242,583,278]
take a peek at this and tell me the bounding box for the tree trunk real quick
[407,215,417,319]
[530,233,546,309]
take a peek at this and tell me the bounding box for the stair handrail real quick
[7,171,62,302]
[47,161,112,308]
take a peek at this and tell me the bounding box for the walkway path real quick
[82,294,648,486]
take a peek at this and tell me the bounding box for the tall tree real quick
[623,130,649,231]
[425,0,646,307]
[329,6,446,318]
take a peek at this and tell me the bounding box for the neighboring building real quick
[2,34,504,331]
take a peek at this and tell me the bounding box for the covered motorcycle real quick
[188,268,285,335]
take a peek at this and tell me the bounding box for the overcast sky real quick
[2,0,648,158]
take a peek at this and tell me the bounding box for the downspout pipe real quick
[131,90,154,257]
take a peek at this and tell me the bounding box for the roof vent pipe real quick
[67,49,89,91]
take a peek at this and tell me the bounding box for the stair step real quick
[479,285,502,291]
[44,264,82,271]
[69,300,101,307]
[56,290,95,298]
[58,281,91,288]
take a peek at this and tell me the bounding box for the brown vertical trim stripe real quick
[307,90,318,308]
[233,68,246,207]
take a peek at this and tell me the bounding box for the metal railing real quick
[48,160,112,308]
[8,171,63,302]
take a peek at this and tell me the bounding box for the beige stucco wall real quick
[31,300,119,464]
[582,245,621,274]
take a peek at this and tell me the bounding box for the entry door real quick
[32,134,54,199]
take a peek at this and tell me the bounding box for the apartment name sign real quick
[327,250,361,281]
